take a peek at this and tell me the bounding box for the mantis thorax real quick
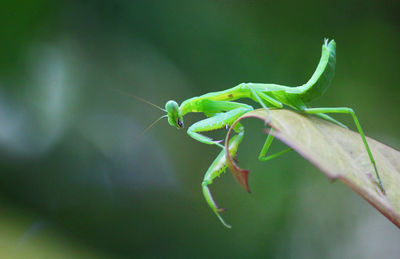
[166,100,184,129]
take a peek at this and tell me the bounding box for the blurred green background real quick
[1,0,400,258]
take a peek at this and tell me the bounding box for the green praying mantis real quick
[125,39,385,228]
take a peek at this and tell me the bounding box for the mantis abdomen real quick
[297,39,336,102]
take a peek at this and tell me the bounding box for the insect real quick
[125,39,385,228]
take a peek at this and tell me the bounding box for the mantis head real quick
[166,100,184,129]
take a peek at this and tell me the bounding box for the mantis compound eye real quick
[177,120,184,128]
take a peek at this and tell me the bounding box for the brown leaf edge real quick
[225,113,271,193]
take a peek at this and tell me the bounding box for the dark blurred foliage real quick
[1,0,400,258]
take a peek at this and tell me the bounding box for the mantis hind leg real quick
[245,84,283,123]
[258,128,292,161]
[314,113,348,128]
[304,107,385,194]
[240,85,290,161]
[202,129,244,228]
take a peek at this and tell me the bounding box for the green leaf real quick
[225,109,400,228]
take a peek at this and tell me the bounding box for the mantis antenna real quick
[111,88,166,112]
[136,115,168,140]
[110,88,168,139]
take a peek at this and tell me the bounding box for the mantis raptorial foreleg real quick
[187,101,253,148]
[304,107,385,193]
[202,130,244,228]
[186,86,283,148]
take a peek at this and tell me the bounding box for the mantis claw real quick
[202,182,231,227]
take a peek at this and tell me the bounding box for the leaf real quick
[225,109,400,228]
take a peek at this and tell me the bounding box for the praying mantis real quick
[127,39,385,228]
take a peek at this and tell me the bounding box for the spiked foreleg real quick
[202,130,244,228]
[187,101,252,148]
